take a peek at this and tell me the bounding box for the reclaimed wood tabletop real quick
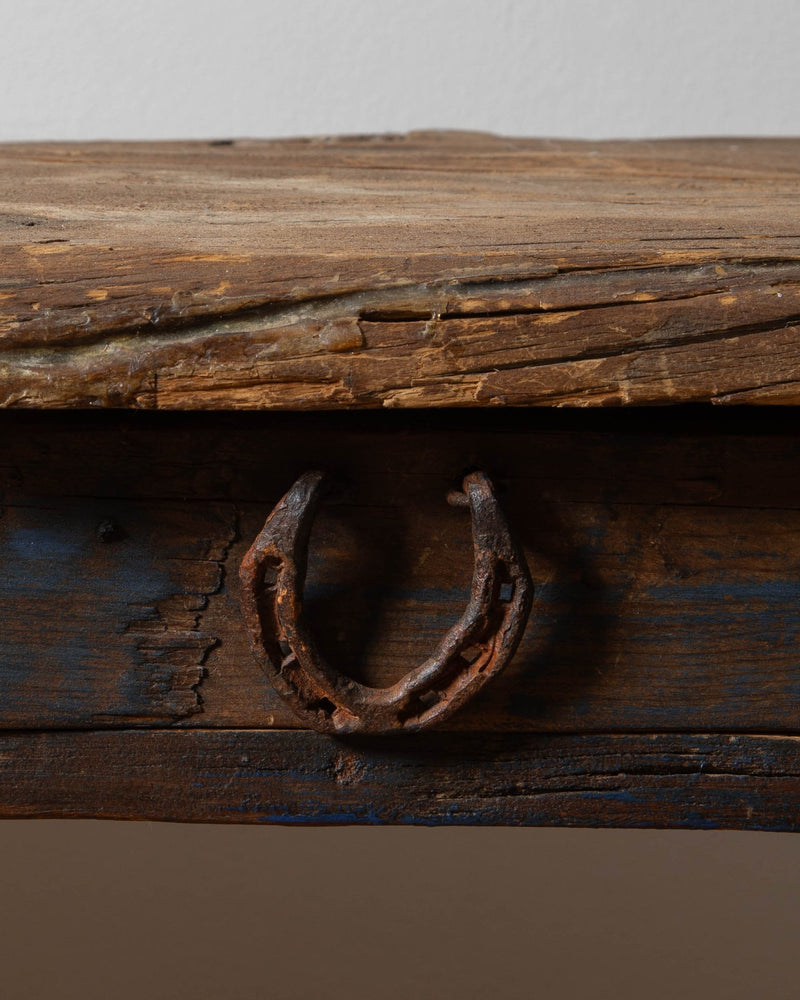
[2,132,800,409]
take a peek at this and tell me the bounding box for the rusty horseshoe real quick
[239,471,533,735]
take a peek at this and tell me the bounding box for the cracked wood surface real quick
[2,132,800,408]
[2,729,800,830]
[0,496,234,726]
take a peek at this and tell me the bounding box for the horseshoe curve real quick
[239,471,533,735]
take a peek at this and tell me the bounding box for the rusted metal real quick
[239,471,533,734]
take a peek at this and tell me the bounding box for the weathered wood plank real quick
[0,497,235,725]
[2,729,799,830]
[3,410,800,733]
[2,134,800,408]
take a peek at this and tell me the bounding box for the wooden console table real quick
[2,132,800,828]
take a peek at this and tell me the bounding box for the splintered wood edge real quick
[1,135,800,409]
[2,260,800,409]
[1,729,800,830]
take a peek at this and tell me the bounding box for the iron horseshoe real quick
[239,471,533,735]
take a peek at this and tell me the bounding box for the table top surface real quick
[2,132,799,409]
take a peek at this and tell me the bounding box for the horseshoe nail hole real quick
[418,690,441,709]
[278,639,292,658]
[460,645,483,664]
[499,583,514,603]
[97,519,126,543]
[309,697,337,716]
[261,565,279,589]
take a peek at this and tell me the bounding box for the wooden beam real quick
[2,134,800,408]
[3,728,800,830]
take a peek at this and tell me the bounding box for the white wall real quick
[2,0,799,141]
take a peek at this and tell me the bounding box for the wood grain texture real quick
[0,498,233,726]
[3,409,800,736]
[2,133,800,409]
[3,728,800,830]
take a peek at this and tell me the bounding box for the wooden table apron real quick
[2,133,800,828]
[2,408,800,829]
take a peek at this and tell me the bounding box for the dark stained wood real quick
[3,409,800,738]
[2,134,800,409]
[0,498,232,726]
[3,728,800,831]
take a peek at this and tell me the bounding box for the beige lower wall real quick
[1,823,798,999]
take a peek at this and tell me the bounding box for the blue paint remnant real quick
[0,501,191,722]
[646,580,800,604]
[677,812,720,831]
[8,527,84,561]
[0,507,171,605]
[600,790,638,805]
